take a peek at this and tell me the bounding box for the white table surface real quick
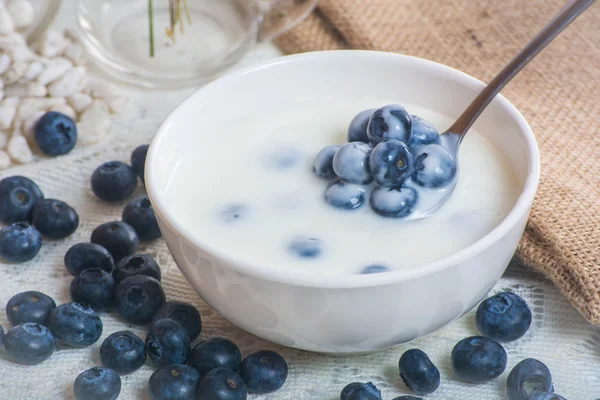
[1,2,599,399]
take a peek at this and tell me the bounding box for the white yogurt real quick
[164,97,520,276]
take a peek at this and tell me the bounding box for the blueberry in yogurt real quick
[412,144,457,189]
[313,145,341,180]
[264,145,302,170]
[506,358,553,400]
[287,236,322,259]
[369,139,414,187]
[476,291,532,342]
[324,180,366,210]
[370,185,418,219]
[348,109,376,143]
[332,142,373,184]
[219,204,250,223]
[451,336,507,383]
[408,115,440,150]
[360,265,389,274]
[367,104,412,145]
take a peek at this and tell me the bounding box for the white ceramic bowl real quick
[146,51,540,354]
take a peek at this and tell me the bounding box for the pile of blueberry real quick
[313,105,457,218]
[0,143,288,399]
[342,291,568,400]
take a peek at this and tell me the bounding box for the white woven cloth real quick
[1,3,600,399]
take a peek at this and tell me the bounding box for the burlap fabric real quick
[277,0,600,324]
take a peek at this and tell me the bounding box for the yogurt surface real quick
[164,97,520,275]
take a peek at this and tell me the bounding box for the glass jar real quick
[75,0,318,89]
[23,0,63,43]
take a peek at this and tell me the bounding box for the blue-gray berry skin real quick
[476,292,532,342]
[6,291,56,326]
[74,367,121,400]
[149,364,201,400]
[0,176,44,224]
[340,382,382,400]
[48,302,103,347]
[113,253,161,283]
[399,349,440,395]
[191,338,242,377]
[451,336,507,383]
[370,185,418,219]
[3,323,56,365]
[530,394,567,400]
[0,325,4,348]
[114,275,165,324]
[348,109,376,143]
[367,105,412,145]
[196,367,247,400]
[64,243,114,276]
[91,161,138,202]
[218,204,250,223]
[153,301,202,342]
[288,236,323,259]
[31,199,79,239]
[332,142,373,184]
[122,196,161,241]
[70,268,116,312]
[34,111,77,156]
[0,222,42,263]
[369,139,414,187]
[324,180,366,210]
[412,144,457,188]
[360,265,390,274]
[239,350,288,394]
[100,331,146,375]
[146,318,192,369]
[392,397,423,400]
[507,358,553,400]
[131,144,149,184]
[313,145,341,180]
[409,115,440,150]
[91,221,139,263]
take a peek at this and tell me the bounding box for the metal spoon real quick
[407,0,596,220]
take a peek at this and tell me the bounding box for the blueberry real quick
[146,318,191,368]
[191,338,242,377]
[219,204,250,223]
[153,301,202,341]
[34,111,77,156]
[74,367,121,400]
[70,268,116,311]
[313,145,341,180]
[0,325,3,349]
[408,115,440,150]
[367,105,412,145]
[348,109,376,143]
[100,330,146,375]
[369,139,414,187]
[0,222,42,263]
[3,323,55,365]
[332,142,373,184]
[113,253,161,283]
[6,291,56,326]
[239,350,288,394]
[131,144,149,183]
[360,265,390,274]
[48,302,103,347]
[197,367,247,400]
[64,243,114,276]
[507,358,553,400]
[451,336,507,383]
[476,291,532,342]
[392,397,422,400]
[370,185,418,219]
[287,236,322,259]
[324,180,366,210]
[263,145,301,170]
[91,221,139,262]
[91,161,138,202]
[412,144,457,188]
[149,364,201,400]
[122,196,161,241]
[530,394,567,400]
[399,349,440,395]
[0,176,44,223]
[31,198,79,239]
[114,275,165,324]
[340,382,382,400]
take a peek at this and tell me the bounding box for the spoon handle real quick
[447,0,596,138]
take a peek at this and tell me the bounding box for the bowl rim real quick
[146,50,541,289]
